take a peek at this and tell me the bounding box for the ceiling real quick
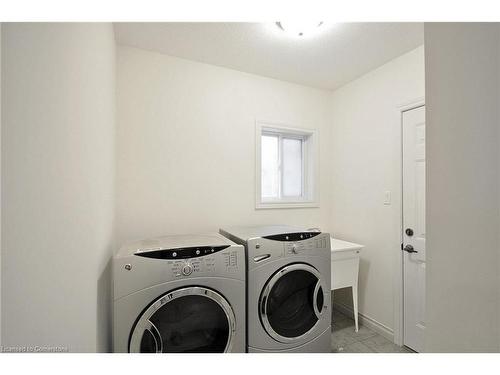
[114,22,423,91]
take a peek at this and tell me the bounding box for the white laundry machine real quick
[113,233,246,353]
[220,225,331,353]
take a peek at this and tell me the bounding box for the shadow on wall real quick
[358,258,369,309]
[97,256,113,353]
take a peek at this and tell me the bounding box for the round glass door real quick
[259,263,325,343]
[129,287,235,353]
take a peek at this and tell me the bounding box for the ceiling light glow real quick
[276,21,324,38]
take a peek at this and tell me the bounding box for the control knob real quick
[181,263,193,276]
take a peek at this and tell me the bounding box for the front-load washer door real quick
[129,286,236,353]
[260,263,327,344]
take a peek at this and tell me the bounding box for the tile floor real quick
[331,309,415,353]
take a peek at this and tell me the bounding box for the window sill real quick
[255,201,319,210]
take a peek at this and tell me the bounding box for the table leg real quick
[352,284,359,332]
[331,289,334,325]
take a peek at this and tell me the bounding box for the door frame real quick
[393,97,425,347]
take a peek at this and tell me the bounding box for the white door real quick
[402,106,426,352]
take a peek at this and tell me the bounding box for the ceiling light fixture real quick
[276,21,324,38]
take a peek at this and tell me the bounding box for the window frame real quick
[255,121,319,209]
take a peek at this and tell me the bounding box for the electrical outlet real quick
[384,191,391,205]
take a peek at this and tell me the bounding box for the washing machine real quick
[113,233,246,353]
[220,225,331,353]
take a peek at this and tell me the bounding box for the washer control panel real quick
[167,255,217,277]
[133,246,242,278]
[134,245,229,260]
[115,243,245,299]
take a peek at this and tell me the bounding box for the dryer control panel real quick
[283,234,329,255]
[247,232,330,271]
[261,232,320,242]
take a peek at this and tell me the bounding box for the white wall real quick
[329,46,425,333]
[116,46,332,245]
[117,45,426,340]
[5,22,500,353]
[0,22,2,347]
[1,23,115,352]
[425,23,500,352]
[6,23,498,353]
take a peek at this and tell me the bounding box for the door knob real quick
[405,228,414,236]
[403,244,418,253]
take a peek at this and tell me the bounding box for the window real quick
[256,122,318,208]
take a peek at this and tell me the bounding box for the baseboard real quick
[332,301,395,342]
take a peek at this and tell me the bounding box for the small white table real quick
[330,237,364,332]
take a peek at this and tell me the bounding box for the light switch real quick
[384,191,391,205]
